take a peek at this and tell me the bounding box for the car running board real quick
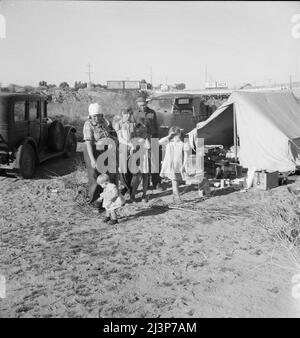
[39,151,64,163]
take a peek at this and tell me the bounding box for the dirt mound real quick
[44,88,142,141]
[43,88,140,117]
[46,88,140,118]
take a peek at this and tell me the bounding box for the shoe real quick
[155,183,163,192]
[127,197,135,204]
[141,195,148,203]
[108,219,118,225]
[172,195,182,204]
[98,207,105,214]
[103,216,110,223]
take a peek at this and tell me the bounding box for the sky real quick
[0,0,299,89]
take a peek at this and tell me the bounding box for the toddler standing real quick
[97,174,125,225]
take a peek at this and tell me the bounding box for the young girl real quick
[96,174,125,225]
[159,126,190,202]
[113,107,136,197]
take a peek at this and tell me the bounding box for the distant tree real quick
[47,84,56,88]
[174,83,186,90]
[8,84,16,92]
[39,80,48,87]
[94,83,106,88]
[74,81,88,90]
[24,85,35,92]
[59,82,69,89]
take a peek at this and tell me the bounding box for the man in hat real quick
[134,97,162,190]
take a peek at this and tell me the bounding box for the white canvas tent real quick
[188,91,300,172]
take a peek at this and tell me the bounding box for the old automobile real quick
[147,92,230,138]
[0,93,77,178]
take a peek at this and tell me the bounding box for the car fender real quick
[14,137,39,169]
[63,125,76,152]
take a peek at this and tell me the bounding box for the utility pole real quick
[87,62,93,84]
[150,67,153,87]
[290,75,292,90]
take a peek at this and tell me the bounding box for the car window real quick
[14,101,26,121]
[41,100,47,118]
[29,101,40,121]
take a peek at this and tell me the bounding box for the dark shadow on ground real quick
[147,182,243,201]
[146,181,199,200]
[35,152,84,179]
[119,206,169,222]
[0,152,84,180]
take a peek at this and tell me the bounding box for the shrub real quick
[255,187,300,267]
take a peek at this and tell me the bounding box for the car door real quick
[28,100,41,145]
[13,99,29,146]
[39,99,48,149]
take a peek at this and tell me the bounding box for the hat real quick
[88,103,101,116]
[136,97,146,104]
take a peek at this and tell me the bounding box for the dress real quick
[100,183,125,212]
[128,138,150,174]
[113,118,136,193]
[159,136,190,181]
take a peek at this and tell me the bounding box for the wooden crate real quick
[253,171,279,190]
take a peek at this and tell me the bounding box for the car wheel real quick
[18,144,36,179]
[64,132,77,158]
[48,120,64,152]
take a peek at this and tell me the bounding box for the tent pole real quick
[233,104,238,162]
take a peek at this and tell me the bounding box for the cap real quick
[88,103,101,116]
[136,97,146,104]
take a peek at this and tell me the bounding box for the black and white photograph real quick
[1,0,300,320]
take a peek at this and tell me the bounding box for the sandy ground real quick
[1,148,300,318]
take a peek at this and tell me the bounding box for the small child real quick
[96,174,125,225]
[159,126,190,203]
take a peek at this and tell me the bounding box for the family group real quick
[83,97,190,224]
